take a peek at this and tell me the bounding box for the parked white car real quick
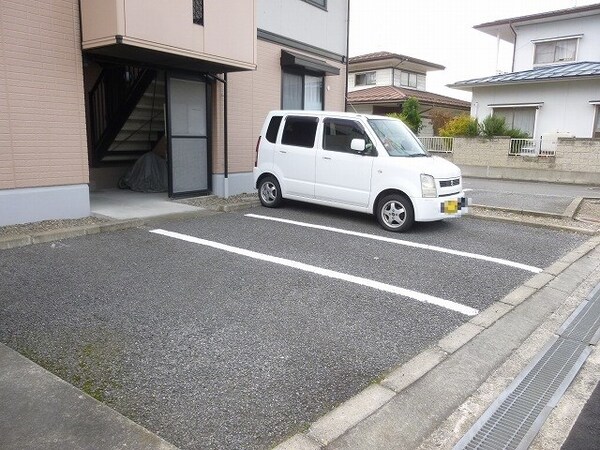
[253,111,466,232]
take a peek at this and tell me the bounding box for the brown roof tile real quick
[347,86,470,109]
[349,52,445,70]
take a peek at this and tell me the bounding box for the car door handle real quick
[322,156,331,160]
[279,150,287,154]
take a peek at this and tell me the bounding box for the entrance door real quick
[166,75,210,197]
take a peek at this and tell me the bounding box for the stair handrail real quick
[89,66,157,164]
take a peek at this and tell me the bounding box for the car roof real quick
[267,110,394,121]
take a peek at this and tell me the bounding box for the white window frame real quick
[489,103,543,138]
[590,101,600,138]
[355,72,376,87]
[532,35,582,66]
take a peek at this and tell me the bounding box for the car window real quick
[281,116,319,148]
[368,118,428,157]
[322,118,375,154]
[265,116,282,143]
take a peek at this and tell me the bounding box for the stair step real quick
[108,140,152,152]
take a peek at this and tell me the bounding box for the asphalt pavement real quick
[1,177,600,449]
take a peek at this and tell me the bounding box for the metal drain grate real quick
[454,282,600,450]
[560,288,600,345]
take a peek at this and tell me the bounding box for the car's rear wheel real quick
[377,194,414,232]
[258,176,283,208]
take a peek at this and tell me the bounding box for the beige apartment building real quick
[0,0,349,226]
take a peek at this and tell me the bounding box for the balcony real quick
[80,0,257,73]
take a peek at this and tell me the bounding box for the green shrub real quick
[505,128,530,139]
[479,115,508,138]
[439,115,479,137]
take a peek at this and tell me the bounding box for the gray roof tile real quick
[451,62,600,88]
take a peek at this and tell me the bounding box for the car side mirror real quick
[350,138,366,152]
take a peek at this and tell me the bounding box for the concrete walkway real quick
[1,179,600,449]
[0,344,175,450]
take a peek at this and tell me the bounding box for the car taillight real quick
[255,136,261,167]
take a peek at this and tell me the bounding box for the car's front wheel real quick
[258,176,283,208]
[376,194,414,232]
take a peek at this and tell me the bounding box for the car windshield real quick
[368,119,429,157]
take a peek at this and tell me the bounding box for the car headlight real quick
[421,174,437,198]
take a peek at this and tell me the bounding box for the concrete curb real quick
[471,203,565,219]
[564,197,584,219]
[466,210,598,235]
[0,343,177,450]
[0,201,260,251]
[274,235,600,449]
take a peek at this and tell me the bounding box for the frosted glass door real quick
[167,76,209,196]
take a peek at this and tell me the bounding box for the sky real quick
[349,0,599,101]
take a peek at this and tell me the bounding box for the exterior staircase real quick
[89,66,165,165]
[106,77,166,161]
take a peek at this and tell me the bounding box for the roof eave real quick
[449,74,600,90]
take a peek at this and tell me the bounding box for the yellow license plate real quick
[443,200,459,214]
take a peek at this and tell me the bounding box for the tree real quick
[388,98,423,134]
[399,97,422,134]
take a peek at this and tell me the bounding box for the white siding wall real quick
[348,68,392,91]
[471,79,600,138]
[258,0,348,56]
[513,13,600,71]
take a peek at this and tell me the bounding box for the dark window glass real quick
[323,119,374,154]
[281,116,318,148]
[266,116,283,143]
[355,72,376,86]
[193,0,203,25]
[303,0,327,9]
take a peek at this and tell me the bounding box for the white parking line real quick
[150,228,479,317]
[245,213,543,274]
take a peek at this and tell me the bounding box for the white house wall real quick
[471,79,600,138]
[348,68,393,91]
[513,13,600,71]
[258,0,347,56]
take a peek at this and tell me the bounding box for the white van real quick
[253,111,466,232]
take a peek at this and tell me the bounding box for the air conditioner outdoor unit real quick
[540,132,574,155]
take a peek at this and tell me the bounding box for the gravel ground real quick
[1,194,598,240]
[0,216,109,239]
[176,193,259,209]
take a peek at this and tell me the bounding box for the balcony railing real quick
[419,137,454,153]
[509,138,555,157]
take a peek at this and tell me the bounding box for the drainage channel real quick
[454,284,600,450]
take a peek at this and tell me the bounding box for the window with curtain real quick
[282,71,324,111]
[493,107,536,137]
[396,71,426,90]
[534,38,577,65]
[594,106,600,138]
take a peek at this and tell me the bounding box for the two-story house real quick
[450,3,600,141]
[0,0,349,226]
[346,52,470,136]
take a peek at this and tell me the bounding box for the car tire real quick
[258,176,283,208]
[376,194,414,232]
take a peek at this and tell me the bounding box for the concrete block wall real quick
[442,137,600,185]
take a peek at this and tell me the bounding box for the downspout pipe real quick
[509,22,517,72]
[224,73,229,198]
[344,0,350,112]
[211,73,229,198]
